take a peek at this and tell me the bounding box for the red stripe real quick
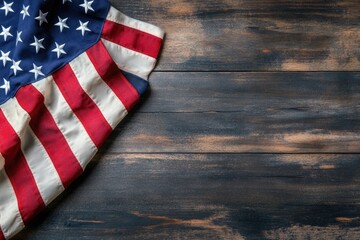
[102,20,163,59]
[0,110,45,223]
[15,85,83,188]
[0,229,4,240]
[52,64,113,148]
[86,41,140,111]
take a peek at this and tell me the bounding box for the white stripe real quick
[0,170,24,239]
[101,38,157,80]
[1,98,64,205]
[33,76,98,169]
[106,6,165,39]
[69,52,128,129]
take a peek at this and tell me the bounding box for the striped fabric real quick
[0,6,164,239]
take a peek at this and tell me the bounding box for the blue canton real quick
[0,0,110,104]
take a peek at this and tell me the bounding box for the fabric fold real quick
[0,1,164,239]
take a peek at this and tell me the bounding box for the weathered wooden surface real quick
[103,72,360,154]
[115,0,360,71]
[14,0,360,239]
[14,154,360,239]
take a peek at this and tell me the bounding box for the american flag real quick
[0,0,164,238]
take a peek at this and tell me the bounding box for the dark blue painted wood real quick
[13,0,360,239]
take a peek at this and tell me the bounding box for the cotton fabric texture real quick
[0,0,164,239]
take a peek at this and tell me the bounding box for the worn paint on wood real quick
[101,72,360,154]
[109,0,360,71]
[13,0,360,239]
[13,154,360,239]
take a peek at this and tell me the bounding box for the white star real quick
[35,10,48,26]
[55,17,69,32]
[0,50,11,66]
[10,60,22,75]
[76,20,91,36]
[0,1,14,16]
[30,36,45,53]
[79,0,94,14]
[16,31,22,45]
[20,5,30,19]
[63,0,72,4]
[0,25,12,41]
[0,78,10,95]
[29,63,45,79]
[52,42,67,58]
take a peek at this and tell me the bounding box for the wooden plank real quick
[14,153,360,239]
[100,72,360,153]
[109,0,360,71]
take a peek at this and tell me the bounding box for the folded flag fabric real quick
[0,0,164,239]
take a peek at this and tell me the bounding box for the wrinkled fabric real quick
[0,1,164,239]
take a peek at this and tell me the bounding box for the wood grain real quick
[13,154,360,239]
[109,0,360,71]
[101,72,360,154]
[13,0,360,239]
